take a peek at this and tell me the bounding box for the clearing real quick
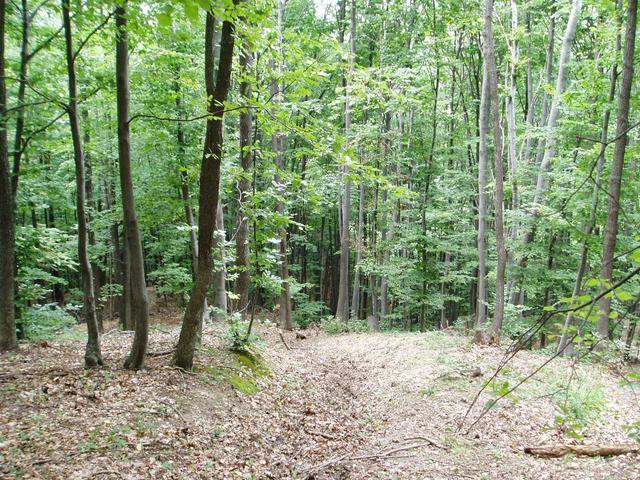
[1,323,639,479]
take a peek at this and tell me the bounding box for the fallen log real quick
[524,444,640,458]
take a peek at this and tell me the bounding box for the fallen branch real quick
[159,400,187,424]
[303,428,338,440]
[147,350,174,357]
[524,444,640,458]
[279,331,292,350]
[302,439,444,475]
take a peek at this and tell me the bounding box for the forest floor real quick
[1,313,640,479]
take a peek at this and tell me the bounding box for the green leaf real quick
[616,291,633,301]
[157,13,172,27]
[185,1,199,23]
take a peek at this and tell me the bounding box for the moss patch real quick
[231,349,271,378]
[197,348,271,395]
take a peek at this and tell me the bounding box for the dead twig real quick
[279,331,292,350]
[302,440,440,475]
[159,400,187,424]
[147,350,174,357]
[87,470,122,479]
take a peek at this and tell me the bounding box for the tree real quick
[61,0,102,366]
[0,0,17,351]
[475,0,491,328]
[484,0,505,336]
[234,39,253,318]
[335,0,354,322]
[173,5,238,370]
[116,1,149,370]
[598,0,637,339]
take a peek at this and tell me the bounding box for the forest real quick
[1,0,640,478]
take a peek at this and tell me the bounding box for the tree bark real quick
[234,41,253,318]
[11,0,29,198]
[598,0,637,339]
[62,0,103,367]
[212,199,227,321]
[174,36,209,325]
[116,2,149,370]
[524,444,640,458]
[0,0,17,351]
[336,0,356,322]
[475,0,491,327]
[485,0,505,335]
[558,11,621,353]
[351,182,364,319]
[173,7,237,370]
[271,0,293,330]
[512,0,581,305]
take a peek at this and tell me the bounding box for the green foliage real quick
[549,376,606,440]
[321,316,369,335]
[148,263,193,300]
[21,304,76,341]
[290,278,328,328]
[224,318,261,352]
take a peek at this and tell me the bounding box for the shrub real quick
[21,304,76,341]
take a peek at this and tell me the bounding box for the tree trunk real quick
[174,42,209,325]
[11,0,28,198]
[505,0,520,302]
[116,2,149,370]
[558,12,621,353]
[598,0,637,339]
[484,0,505,335]
[234,41,253,318]
[62,0,102,366]
[212,200,227,321]
[475,0,491,327]
[173,8,237,370]
[512,0,581,304]
[81,108,103,333]
[271,0,293,330]
[336,0,356,322]
[351,182,364,319]
[0,0,17,351]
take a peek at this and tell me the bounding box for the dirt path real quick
[286,331,640,479]
[2,326,639,479]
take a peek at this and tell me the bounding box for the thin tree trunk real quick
[212,199,227,321]
[532,0,583,205]
[336,0,356,322]
[513,0,582,305]
[475,0,492,327]
[380,111,391,322]
[62,0,102,366]
[173,8,237,370]
[271,0,292,330]
[598,0,637,339]
[116,2,149,370]
[174,40,209,325]
[351,182,364,319]
[81,108,103,333]
[505,0,519,300]
[510,2,555,305]
[234,41,253,318]
[485,0,505,335]
[11,0,28,198]
[0,0,17,351]
[558,13,621,354]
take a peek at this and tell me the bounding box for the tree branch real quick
[73,10,116,62]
